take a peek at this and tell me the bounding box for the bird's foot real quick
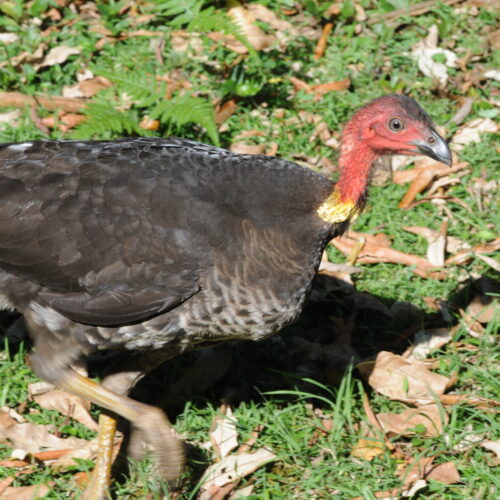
[81,413,116,500]
[129,407,185,482]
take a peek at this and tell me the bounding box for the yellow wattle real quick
[316,189,360,224]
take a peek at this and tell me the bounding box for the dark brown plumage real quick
[0,95,451,498]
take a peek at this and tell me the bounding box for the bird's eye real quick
[389,118,405,132]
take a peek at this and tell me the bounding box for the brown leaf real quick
[398,168,437,208]
[393,159,466,185]
[36,46,80,70]
[406,327,455,359]
[368,351,451,405]
[376,404,448,437]
[426,461,460,484]
[1,42,47,68]
[0,484,50,500]
[311,78,351,95]
[466,294,499,324]
[288,76,312,93]
[30,387,98,431]
[396,456,435,489]
[210,407,239,460]
[403,220,448,267]
[78,76,112,97]
[0,110,21,130]
[0,421,90,454]
[227,4,276,52]
[200,447,276,490]
[446,238,500,266]
[451,118,497,150]
[440,394,499,410]
[314,22,333,60]
[481,440,500,458]
[330,234,440,279]
[0,92,86,113]
[230,143,266,155]
[350,437,385,461]
[215,99,238,125]
[59,113,86,132]
[139,116,160,131]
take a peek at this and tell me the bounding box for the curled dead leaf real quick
[0,421,90,454]
[367,351,451,405]
[200,447,276,490]
[228,3,276,52]
[331,233,441,279]
[406,327,455,359]
[376,404,448,438]
[0,483,51,500]
[36,46,80,70]
[451,118,497,150]
[350,437,385,461]
[230,143,266,155]
[29,387,98,431]
[210,407,239,460]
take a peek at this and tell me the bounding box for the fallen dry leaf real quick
[229,484,255,499]
[481,440,500,458]
[139,116,160,131]
[407,327,455,359]
[0,421,90,454]
[350,437,385,461]
[411,25,457,87]
[0,92,86,113]
[451,118,497,150]
[311,79,351,99]
[396,456,435,490]
[29,386,98,431]
[367,351,451,405]
[0,110,21,130]
[0,483,50,500]
[36,46,80,69]
[403,218,448,267]
[228,3,276,52]
[2,42,47,69]
[200,447,276,490]
[78,76,112,97]
[466,294,499,324]
[376,404,448,438]
[331,234,441,279]
[0,407,25,424]
[425,461,460,484]
[230,143,266,155]
[0,33,19,45]
[210,408,239,460]
[446,238,500,266]
[215,99,238,125]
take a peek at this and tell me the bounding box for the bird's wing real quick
[0,138,218,325]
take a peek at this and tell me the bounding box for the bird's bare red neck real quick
[335,129,378,206]
[316,113,378,225]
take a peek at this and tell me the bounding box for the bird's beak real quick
[411,129,452,166]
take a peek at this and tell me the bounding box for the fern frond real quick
[188,7,257,58]
[151,95,219,145]
[154,0,205,27]
[95,69,162,107]
[71,101,142,139]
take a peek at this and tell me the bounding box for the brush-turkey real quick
[0,94,451,498]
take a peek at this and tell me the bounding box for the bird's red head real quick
[330,95,451,214]
[346,94,452,163]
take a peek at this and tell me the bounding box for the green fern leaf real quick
[71,100,142,139]
[151,95,219,145]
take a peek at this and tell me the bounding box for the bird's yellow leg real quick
[58,370,184,498]
[81,414,116,500]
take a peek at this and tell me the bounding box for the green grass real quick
[0,0,499,498]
